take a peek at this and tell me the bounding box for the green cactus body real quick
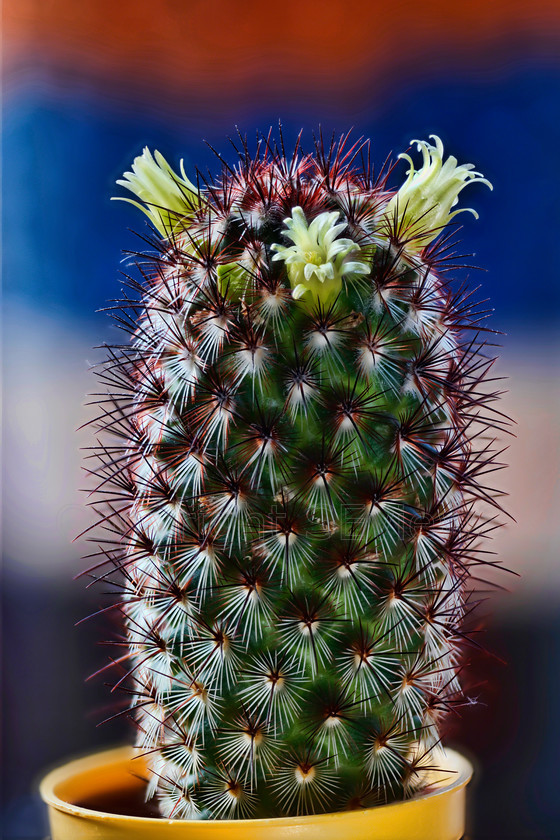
[89,132,502,819]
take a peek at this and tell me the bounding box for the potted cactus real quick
[41,130,502,840]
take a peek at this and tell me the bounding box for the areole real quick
[40,746,473,840]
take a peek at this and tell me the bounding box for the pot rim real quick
[40,744,473,827]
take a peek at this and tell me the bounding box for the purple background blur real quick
[3,2,560,837]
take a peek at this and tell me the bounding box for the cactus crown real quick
[86,129,505,820]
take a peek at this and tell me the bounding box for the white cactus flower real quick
[271,206,369,305]
[113,147,201,236]
[385,135,493,251]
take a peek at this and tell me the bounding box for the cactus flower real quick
[385,135,493,251]
[112,147,201,235]
[271,207,370,304]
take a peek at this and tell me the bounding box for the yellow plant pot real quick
[40,745,472,840]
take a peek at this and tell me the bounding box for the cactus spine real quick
[88,131,503,819]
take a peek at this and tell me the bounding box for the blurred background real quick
[2,1,560,837]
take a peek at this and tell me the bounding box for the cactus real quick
[87,130,504,819]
